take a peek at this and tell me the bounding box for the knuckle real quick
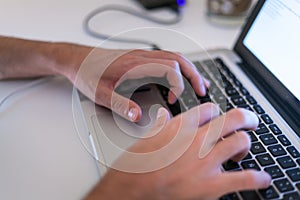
[168,60,180,69]
[236,131,251,149]
[175,52,184,60]
[131,49,144,54]
[175,51,183,56]
[111,99,123,111]
[243,170,262,186]
[205,102,220,113]
[231,108,248,124]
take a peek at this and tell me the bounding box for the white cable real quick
[0,76,52,110]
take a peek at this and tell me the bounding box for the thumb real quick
[147,107,170,135]
[155,107,171,126]
[110,91,142,122]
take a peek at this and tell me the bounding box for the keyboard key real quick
[225,87,238,96]
[269,124,282,135]
[198,96,212,104]
[241,160,260,170]
[231,96,246,105]
[274,178,294,192]
[259,133,278,145]
[247,131,258,142]
[283,192,300,200]
[181,86,193,96]
[220,193,240,200]
[237,104,253,111]
[239,86,249,95]
[264,166,284,179]
[214,57,224,65]
[233,78,242,88]
[210,72,223,84]
[287,146,300,158]
[239,190,260,200]
[242,153,252,160]
[296,182,300,190]
[246,95,257,105]
[193,61,206,72]
[256,153,275,166]
[158,85,169,101]
[215,58,231,75]
[225,102,234,112]
[259,186,279,199]
[277,156,296,169]
[207,85,222,96]
[227,71,236,80]
[166,101,182,116]
[261,114,273,124]
[255,123,269,135]
[253,104,265,114]
[286,168,300,182]
[213,94,227,104]
[223,160,240,171]
[200,70,211,80]
[268,144,287,157]
[197,89,212,103]
[278,135,292,146]
[220,79,233,89]
[251,142,266,154]
[203,59,216,68]
[182,96,198,109]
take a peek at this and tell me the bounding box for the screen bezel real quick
[234,0,299,133]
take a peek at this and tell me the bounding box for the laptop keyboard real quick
[157,58,300,200]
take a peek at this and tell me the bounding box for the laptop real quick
[73,0,300,199]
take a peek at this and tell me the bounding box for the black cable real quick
[83,4,183,50]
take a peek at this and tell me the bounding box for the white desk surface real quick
[0,0,246,199]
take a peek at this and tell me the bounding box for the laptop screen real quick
[243,0,300,101]
[234,0,300,133]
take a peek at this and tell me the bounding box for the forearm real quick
[0,36,92,80]
[84,170,149,200]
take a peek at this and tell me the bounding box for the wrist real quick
[46,42,92,82]
[85,169,154,200]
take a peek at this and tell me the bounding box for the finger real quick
[117,58,184,104]
[149,103,220,150]
[96,87,142,122]
[144,103,220,154]
[222,108,259,136]
[214,170,271,198]
[167,51,212,91]
[135,50,209,96]
[177,102,220,130]
[155,107,171,125]
[196,108,258,158]
[203,78,211,88]
[146,107,170,136]
[209,131,251,165]
[201,108,259,139]
[111,92,142,122]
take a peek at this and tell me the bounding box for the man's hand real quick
[85,105,271,200]
[0,36,209,122]
[70,48,210,122]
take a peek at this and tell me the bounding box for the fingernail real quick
[157,108,165,119]
[201,83,207,95]
[128,108,138,121]
[205,79,211,87]
[260,171,272,186]
[168,91,177,104]
[168,97,176,104]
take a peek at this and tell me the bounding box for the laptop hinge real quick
[238,61,300,135]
